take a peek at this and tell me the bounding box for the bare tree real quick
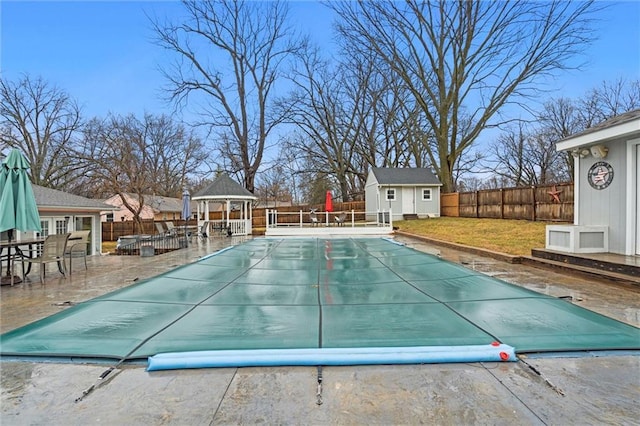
[489,123,535,186]
[578,77,640,126]
[535,78,640,181]
[536,97,583,180]
[78,114,207,231]
[284,41,423,201]
[152,0,303,193]
[142,114,209,196]
[285,46,366,202]
[0,74,83,188]
[488,121,568,187]
[331,0,599,192]
[79,115,150,231]
[254,162,293,208]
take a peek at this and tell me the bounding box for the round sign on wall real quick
[587,161,614,190]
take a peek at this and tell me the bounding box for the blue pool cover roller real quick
[147,343,517,371]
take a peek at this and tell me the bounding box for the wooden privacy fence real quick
[440,193,460,217]
[441,183,574,222]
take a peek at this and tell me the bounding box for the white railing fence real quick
[265,209,393,229]
[208,219,251,236]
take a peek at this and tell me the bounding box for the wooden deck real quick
[528,248,640,284]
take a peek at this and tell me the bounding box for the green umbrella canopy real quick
[0,149,41,234]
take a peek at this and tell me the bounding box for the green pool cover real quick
[1,238,638,362]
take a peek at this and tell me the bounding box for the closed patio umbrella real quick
[325,190,333,213]
[181,189,191,221]
[0,149,42,284]
[181,189,191,246]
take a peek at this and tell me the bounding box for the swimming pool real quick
[1,238,638,368]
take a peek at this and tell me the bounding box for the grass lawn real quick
[396,217,552,256]
[101,241,117,254]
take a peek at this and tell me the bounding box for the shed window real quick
[385,188,396,201]
[422,188,432,201]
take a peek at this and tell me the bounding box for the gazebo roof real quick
[193,173,257,201]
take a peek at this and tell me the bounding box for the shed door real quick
[402,187,415,215]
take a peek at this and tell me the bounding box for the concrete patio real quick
[1,234,638,425]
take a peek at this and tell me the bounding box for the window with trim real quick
[422,188,432,201]
[386,188,396,201]
[55,219,67,234]
[39,220,49,237]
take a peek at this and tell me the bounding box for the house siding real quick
[380,185,403,221]
[578,140,627,254]
[364,172,378,219]
[550,109,640,255]
[414,186,441,218]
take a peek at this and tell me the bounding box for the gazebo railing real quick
[209,219,251,236]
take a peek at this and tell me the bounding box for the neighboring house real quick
[546,109,640,255]
[101,194,197,222]
[365,167,442,222]
[256,198,294,209]
[27,185,114,256]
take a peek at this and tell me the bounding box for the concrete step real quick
[521,255,640,286]
[531,248,639,278]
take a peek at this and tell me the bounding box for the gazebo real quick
[192,174,257,236]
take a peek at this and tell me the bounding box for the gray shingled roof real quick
[121,194,194,213]
[561,109,640,142]
[371,168,441,185]
[193,173,257,199]
[33,185,114,211]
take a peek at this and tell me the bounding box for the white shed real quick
[365,167,442,222]
[546,109,640,255]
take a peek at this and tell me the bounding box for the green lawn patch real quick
[396,217,551,256]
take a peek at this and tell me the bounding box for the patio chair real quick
[310,211,319,227]
[64,230,90,274]
[155,222,168,237]
[164,222,178,237]
[198,221,210,239]
[23,233,70,283]
[334,212,347,227]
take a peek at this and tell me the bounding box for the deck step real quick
[530,248,640,280]
[403,214,419,220]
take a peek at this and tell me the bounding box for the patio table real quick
[0,237,45,285]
